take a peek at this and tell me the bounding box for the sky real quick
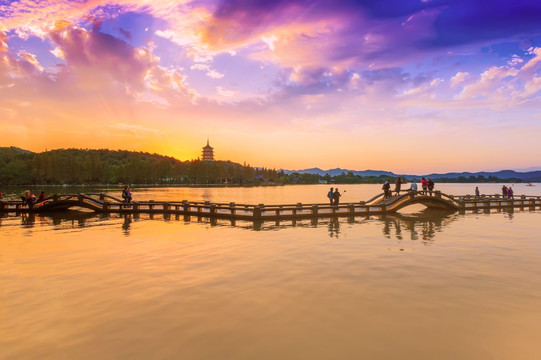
[1,0,541,173]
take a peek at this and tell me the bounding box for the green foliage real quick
[0,147,523,185]
[0,148,276,185]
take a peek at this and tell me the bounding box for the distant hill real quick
[0,147,272,185]
[282,168,541,182]
[284,167,396,177]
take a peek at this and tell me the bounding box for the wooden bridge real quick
[1,191,540,220]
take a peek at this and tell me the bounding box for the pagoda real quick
[202,139,214,161]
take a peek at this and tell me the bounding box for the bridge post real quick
[348,204,354,215]
[253,205,262,220]
[381,204,386,213]
[164,203,170,212]
[435,190,441,198]
[230,202,236,216]
[183,202,190,215]
[312,205,318,216]
[100,193,105,201]
[294,203,302,216]
[210,204,217,216]
[133,202,139,211]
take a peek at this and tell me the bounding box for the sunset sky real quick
[1,0,541,173]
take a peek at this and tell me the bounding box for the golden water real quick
[2,184,541,359]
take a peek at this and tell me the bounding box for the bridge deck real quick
[1,191,540,220]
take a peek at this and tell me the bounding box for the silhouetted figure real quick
[38,191,46,202]
[122,186,132,203]
[333,188,341,206]
[427,178,434,196]
[475,187,480,198]
[22,190,36,206]
[21,190,31,205]
[394,177,402,196]
[327,187,334,206]
[507,187,514,199]
[502,185,508,198]
[382,181,391,199]
[421,177,428,194]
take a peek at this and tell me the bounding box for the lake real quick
[2,184,541,359]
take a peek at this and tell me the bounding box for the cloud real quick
[112,122,165,137]
[216,86,236,97]
[449,71,470,88]
[206,69,224,79]
[17,51,44,72]
[117,27,132,41]
[189,63,224,79]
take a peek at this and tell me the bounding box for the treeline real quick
[0,147,277,185]
[0,147,523,185]
[280,171,522,184]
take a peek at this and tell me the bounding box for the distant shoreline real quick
[3,181,536,188]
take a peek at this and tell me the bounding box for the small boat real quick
[526,184,535,186]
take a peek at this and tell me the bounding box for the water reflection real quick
[0,208,468,242]
[122,214,133,235]
[328,217,340,238]
[382,210,457,244]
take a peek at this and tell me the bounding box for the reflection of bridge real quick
[1,191,540,220]
[2,208,460,238]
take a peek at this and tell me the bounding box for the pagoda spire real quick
[202,138,214,161]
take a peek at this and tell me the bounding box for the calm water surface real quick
[2,184,541,359]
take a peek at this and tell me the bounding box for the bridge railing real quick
[2,191,540,216]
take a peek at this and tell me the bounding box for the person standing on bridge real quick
[333,188,341,206]
[394,177,402,196]
[122,185,132,203]
[427,178,435,196]
[502,185,508,198]
[507,187,514,199]
[410,180,418,194]
[327,187,334,206]
[382,181,391,199]
[421,177,428,194]
[26,190,36,206]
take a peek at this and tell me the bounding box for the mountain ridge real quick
[281,167,541,182]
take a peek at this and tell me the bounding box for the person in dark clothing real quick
[507,187,514,199]
[502,185,508,198]
[333,188,341,206]
[122,185,132,203]
[38,191,46,202]
[21,190,31,205]
[382,181,391,199]
[327,187,334,206]
[427,179,435,196]
[394,177,402,196]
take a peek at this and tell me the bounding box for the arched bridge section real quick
[1,191,540,220]
[379,192,460,212]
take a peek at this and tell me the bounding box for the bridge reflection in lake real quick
[1,207,485,243]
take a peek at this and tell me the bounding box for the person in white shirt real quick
[410,181,418,194]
